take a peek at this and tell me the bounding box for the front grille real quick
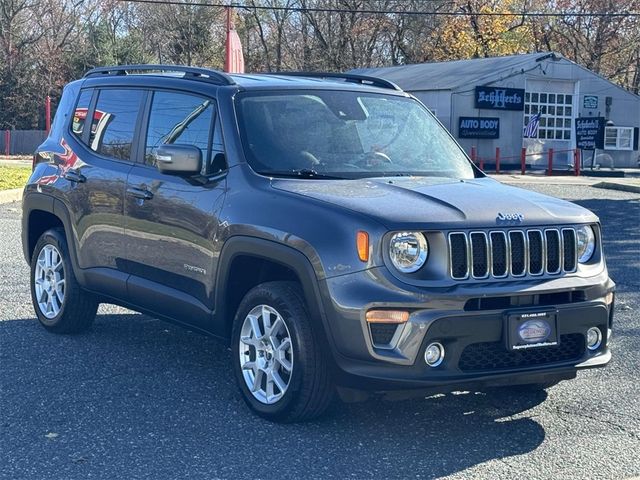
[470,232,489,278]
[509,231,526,276]
[490,232,507,277]
[546,229,561,273]
[464,290,587,312]
[449,233,469,279]
[448,227,578,280]
[562,229,577,271]
[458,333,585,372]
[528,231,543,274]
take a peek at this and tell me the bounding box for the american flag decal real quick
[523,112,541,138]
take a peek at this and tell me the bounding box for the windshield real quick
[236,90,476,179]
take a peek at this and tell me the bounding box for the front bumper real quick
[318,266,614,391]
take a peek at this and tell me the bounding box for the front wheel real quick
[231,281,334,422]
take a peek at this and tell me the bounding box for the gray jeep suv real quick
[22,65,614,422]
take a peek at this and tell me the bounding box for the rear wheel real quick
[30,228,98,334]
[231,281,333,422]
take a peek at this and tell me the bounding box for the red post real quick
[45,95,51,134]
[495,147,501,174]
[224,6,232,73]
[479,158,485,170]
[470,146,477,164]
[574,149,581,176]
[520,147,527,175]
[4,130,9,156]
[547,148,554,176]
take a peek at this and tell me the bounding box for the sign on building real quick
[458,117,500,139]
[583,95,598,109]
[575,117,605,150]
[475,86,525,111]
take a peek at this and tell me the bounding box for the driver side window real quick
[145,91,215,170]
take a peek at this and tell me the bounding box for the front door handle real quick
[63,170,86,183]
[127,186,154,200]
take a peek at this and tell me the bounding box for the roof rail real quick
[263,72,402,91]
[83,64,236,86]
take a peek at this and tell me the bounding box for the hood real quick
[271,176,597,229]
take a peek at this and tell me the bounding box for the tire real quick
[30,228,98,334]
[231,281,334,422]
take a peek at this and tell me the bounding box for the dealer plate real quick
[505,309,559,351]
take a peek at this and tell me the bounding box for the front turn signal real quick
[357,230,369,262]
[366,310,409,324]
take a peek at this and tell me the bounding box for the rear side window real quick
[71,89,93,140]
[144,91,214,168]
[89,89,143,161]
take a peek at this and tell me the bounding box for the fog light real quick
[586,327,602,351]
[424,342,445,367]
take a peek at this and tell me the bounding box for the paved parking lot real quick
[1,184,639,479]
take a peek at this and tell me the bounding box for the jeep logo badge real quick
[497,212,524,223]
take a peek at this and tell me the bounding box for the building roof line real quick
[448,54,550,91]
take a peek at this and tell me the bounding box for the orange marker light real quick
[366,310,410,324]
[356,231,369,262]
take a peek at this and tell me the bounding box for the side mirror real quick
[155,145,202,175]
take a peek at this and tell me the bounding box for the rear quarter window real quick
[70,89,93,142]
[89,89,144,161]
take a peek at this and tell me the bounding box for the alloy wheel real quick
[238,304,294,404]
[34,244,65,319]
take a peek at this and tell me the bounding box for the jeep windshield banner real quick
[475,86,525,111]
[458,117,500,139]
[575,117,605,150]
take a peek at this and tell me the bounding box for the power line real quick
[116,0,640,17]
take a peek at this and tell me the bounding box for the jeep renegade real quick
[22,65,614,422]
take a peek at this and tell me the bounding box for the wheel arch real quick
[214,236,334,351]
[22,193,84,283]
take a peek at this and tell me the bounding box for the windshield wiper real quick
[264,169,347,179]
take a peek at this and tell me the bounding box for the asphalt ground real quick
[1,184,639,479]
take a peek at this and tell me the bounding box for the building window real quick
[524,91,573,140]
[604,126,634,150]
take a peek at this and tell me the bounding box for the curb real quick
[0,188,23,204]
[592,182,640,194]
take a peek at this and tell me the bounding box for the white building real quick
[354,53,640,169]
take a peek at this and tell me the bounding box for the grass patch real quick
[0,165,31,190]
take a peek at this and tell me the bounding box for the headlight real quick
[576,225,596,263]
[389,232,428,273]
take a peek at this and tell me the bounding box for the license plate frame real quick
[505,309,559,351]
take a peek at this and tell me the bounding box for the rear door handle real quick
[63,170,86,183]
[127,186,154,200]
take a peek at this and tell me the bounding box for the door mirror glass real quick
[155,145,202,175]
